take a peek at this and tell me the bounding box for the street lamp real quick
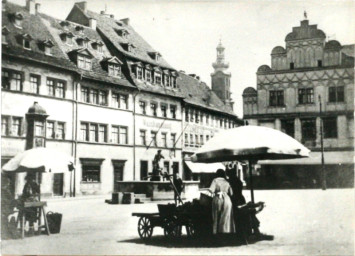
[318,95,326,190]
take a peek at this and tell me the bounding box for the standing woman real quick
[209,169,235,234]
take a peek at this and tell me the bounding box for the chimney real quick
[110,14,114,19]
[120,18,129,25]
[35,3,40,14]
[26,0,35,15]
[89,18,96,30]
[75,1,87,13]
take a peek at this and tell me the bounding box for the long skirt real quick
[212,194,235,234]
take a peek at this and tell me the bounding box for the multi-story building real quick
[1,0,242,197]
[242,18,354,188]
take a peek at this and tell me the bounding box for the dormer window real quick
[76,25,84,34]
[170,72,177,88]
[39,39,54,55]
[12,12,24,28]
[18,34,33,50]
[78,55,92,70]
[121,43,135,52]
[137,67,143,80]
[2,26,9,45]
[163,71,170,86]
[153,67,162,85]
[77,37,90,48]
[92,41,104,53]
[60,21,70,31]
[149,51,161,61]
[145,65,152,83]
[60,32,74,45]
[115,29,129,39]
[102,56,123,78]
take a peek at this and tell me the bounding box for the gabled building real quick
[242,18,354,188]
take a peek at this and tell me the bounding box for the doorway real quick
[140,161,148,180]
[172,162,179,175]
[53,173,64,196]
[112,160,126,192]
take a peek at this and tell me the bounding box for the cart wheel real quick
[138,217,153,239]
[164,220,181,238]
[186,222,196,237]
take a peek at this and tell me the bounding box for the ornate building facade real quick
[243,18,354,188]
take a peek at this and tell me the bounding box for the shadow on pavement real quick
[119,235,271,248]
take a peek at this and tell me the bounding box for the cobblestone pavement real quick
[2,189,354,255]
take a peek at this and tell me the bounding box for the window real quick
[220,119,223,128]
[290,62,294,70]
[44,45,52,55]
[190,110,194,122]
[164,75,170,86]
[47,78,66,98]
[171,133,176,148]
[47,121,55,139]
[161,133,167,148]
[111,126,128,144]
[206,135,210,142]
[329,86,344,103]
[317,60,322,67]
[281,119,294,138]
[195,111,199,123]
[90,124,98,142]
[161,105,167,118]
[98,125,107,142]
[99,91,108,106]
[154,72,162,85]
[1,116,8,136]
[298,88,314,104]
[90,89,98,104]
[170,105,176,119]
[140,130,146,146]
[190,134,194,147]
[119,127,128,144]
[171,77,177,88]
[151,131,157,147]
[23,39,31,50]
[78,55,91,70]
[57,122,65,140]
[136,67,143,80]
[11,117,21,136]
[81,86,90,103]
[29,75,40,94]
[146,70,152,83]
[82,164,101,182]
[108,64,121,77]
[301,119,316,140]
[112,93,128,109]
[269,90,284,106]
[139,101,146,114]
[323,117,337,138]
[195,134,199,147]
[206,115,210,125]
[2,70,10,89]
[11,71,22,91]
[184,133,188,147]
[81,123,89,141]
[185,109,189,122]
[200,135,204,146]
[120,94,128,109]
[34,121,44,136]
[150,103,157,116]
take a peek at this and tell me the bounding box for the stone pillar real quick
[338,115,347,147]
[294,118,302,141]
[316,117,321,147]
[275,118,281,131]
[25,102,48,150]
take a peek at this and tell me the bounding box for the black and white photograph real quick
[1,0,354,255]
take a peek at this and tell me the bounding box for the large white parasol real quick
[191,125,310,202]
[2,147,74,173]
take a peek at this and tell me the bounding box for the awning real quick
[258,151,354,165]
[185,161,225,173]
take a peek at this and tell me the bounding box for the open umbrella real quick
[2,147,74,173]
[191,125,310,202]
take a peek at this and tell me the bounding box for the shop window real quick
[298,88,314,104]
[80,158,104,182]
[323,117,337,138]
[269,90,284,106]
[281,119,295,138]
[301,119,316,141]
[329,86,344,103]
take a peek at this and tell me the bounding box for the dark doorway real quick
[172,162,179,175]
[164,161,170,174]
[112,160,125,192]
[53,173,64,196]
[140,161,148,180]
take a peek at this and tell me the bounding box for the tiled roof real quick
[68,5,175,70]
[2,2,76,71]
[177,72,237,117]
[39,12,135,89]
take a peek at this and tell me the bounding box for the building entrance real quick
[53,173,64,196]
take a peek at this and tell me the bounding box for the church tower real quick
[211,41,234,110]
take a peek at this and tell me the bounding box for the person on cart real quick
[173,173,184,205]
[208,169,235,235]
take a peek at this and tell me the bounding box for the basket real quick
[46,211,62,234]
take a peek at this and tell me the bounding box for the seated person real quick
[21,174,40,235]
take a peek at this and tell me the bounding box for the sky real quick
[9,0,355,117]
